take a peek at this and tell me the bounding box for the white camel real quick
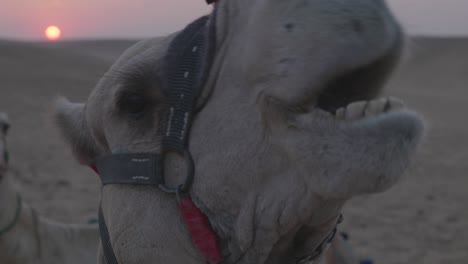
[47,0,423,263]
[0,113,99,264]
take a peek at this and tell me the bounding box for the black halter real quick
[95,15,214,194]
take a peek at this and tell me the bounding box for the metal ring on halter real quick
[158,149,195,194]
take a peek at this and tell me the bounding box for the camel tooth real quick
[335,107,346,119]
[334,97,406,121]
[365,98,387,117]
[345,101,367,120]
[385,97,405,111]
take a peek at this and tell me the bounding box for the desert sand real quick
[0,37,466,264]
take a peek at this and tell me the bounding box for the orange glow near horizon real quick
[45,25,61,41]
[0,1,466,40]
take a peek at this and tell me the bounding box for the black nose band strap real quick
[95,151,194,194]
[95,154,162,185]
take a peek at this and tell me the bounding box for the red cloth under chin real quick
[179,197,222,264]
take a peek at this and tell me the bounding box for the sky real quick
[0,0,467,41]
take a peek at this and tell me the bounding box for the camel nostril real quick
[284,23,295,32]
[351,19,365,34]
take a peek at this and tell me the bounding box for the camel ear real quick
[54,97,99,165]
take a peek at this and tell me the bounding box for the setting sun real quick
[45,25,62,41]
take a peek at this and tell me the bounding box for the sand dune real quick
[0,37,466,264]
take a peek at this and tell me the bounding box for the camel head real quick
[55,0,424,263]
[0,113,9,174]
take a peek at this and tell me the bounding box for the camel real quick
[55,0,424,263]
[0,112,100,264]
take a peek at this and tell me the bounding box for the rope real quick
[0,193,22,236]
[99,205,119,264]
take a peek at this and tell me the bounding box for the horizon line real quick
[1,33,468,43]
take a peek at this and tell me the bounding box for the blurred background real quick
[0,1,467,264]
[1,0,468,40]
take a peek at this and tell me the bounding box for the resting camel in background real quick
[53,0,424,263]
[0,113,99,264]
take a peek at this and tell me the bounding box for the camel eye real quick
[120,94,147,115]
